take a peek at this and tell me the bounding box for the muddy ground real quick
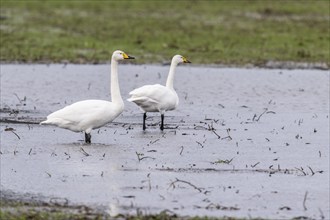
[0,64,329,219]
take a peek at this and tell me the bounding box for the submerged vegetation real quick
[0,0,329,66]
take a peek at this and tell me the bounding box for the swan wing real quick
[41,100,121,131]
[128,84,164,100]
[128,84,178,112]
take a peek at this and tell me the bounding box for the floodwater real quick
[0,64,329,219]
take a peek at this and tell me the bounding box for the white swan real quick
[40,50,135,143]
[127,55,190,130]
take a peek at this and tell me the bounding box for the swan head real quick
[172,55,191,65]
[112,50,135,61]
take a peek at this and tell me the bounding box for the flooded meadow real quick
[1,64,329,219]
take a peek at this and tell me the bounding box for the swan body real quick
[41,100,123,133]
[128,55,190,130]
[40,50,134,143]
[128,84,179,113]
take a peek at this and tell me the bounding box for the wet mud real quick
[1,64,329,219]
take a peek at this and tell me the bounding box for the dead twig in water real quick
[303,191,308,210]
[207,122,215,130]
[196,141,204,148]
[4,127,20,139]
[80,147,90,157]
[221,128,232,140]
[295,167,307,176]
[150,139,160,144]
[251,162,260,168]
[141,173,152,191]
[253,108,268,122]
[135,151,155,162]
[45,172,52,178]
[168,178,203,193]
[13,93,26,105]
[212,130,221,139]
[307,166,315,176]
[179,146,184,155]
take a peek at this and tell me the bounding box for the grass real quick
[0,199,257,220]
[212,158,234,165]
[0,210,101,220]
[0,0,329,65]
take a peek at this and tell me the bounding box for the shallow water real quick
[1,64,329,219]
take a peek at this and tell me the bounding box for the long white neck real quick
[165,61,178,90]
[110,58,123,106]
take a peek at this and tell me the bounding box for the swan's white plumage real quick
[40,50,134,142]
[127,54,190,129]
[128,84,178,113]
[41,100,123,133]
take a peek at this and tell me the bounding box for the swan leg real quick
[143,112,147,130]
[85,132,91,143]
[160,114,164,130]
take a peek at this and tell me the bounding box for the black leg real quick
[160,114,164,130]
[85,132,91,144]
[143,112,147,130]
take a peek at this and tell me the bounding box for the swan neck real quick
[165,61,178,89]
[110,59,123,106]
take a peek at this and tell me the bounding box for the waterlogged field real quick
[0,64,329,219]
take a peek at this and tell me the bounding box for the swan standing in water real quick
[40,50,134,143]
[128,55,190,130]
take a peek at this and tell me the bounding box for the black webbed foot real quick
[85,133,91,144]
[143,112,147,130]
[160,114,164,130]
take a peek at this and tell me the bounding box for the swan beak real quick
[183,57,191,63]
[123,53,135,59]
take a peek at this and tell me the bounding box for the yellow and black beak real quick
[123,53,135,59]
[183,57,191,63]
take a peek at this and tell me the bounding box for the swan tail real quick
[40,119,58,125]
[40,118,70,126]
[127,95,145,102]
[126,97,134,102]
[127,96,150,104]
[40,120,48,125]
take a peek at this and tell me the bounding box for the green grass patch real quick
[212,158,234,165]
[0,0,329,65]
[0,200,258,220]
[0,199,103,220]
